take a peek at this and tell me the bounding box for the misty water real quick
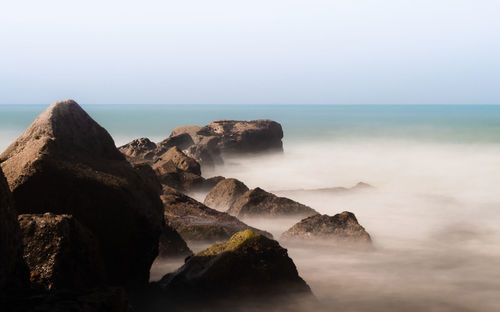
[2,104,500,311]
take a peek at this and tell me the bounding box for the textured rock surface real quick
[204,178,249,211]
[153,147,201,176]
[157,230,312,300]
[118,138,157,164]
[0,100,164,287]
[281,211,372,244]
[228,188,318,218]
[18,213,106,290]
[158,224,193,259]
[0,167,27,291]
[161,186,272,242]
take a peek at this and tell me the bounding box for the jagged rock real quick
[281,211,372,244]
[156,133,194,155]
[161,186,272,242]
[157,230,312,301]
[18,213,106,290]
[153,146,201,176]
[204,178,249,211]
[0,100,163,287]
[0,167,27,291]
[118,138,157,164]
[158,225,193,259]
[228,188,318,218]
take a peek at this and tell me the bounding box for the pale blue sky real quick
[1,0,499,104]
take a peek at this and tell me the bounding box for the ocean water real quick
[2,104,500,311]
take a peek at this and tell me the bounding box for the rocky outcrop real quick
[118,138,157,164]
[0,100,164,287]
[153,147,201,176]
[281,211,372,244]
[156,133,194,155]
[18,213,106,291]
[0,167,27,291]
[204,178,249,211]
[228,187,318,218]
[157,230,312,301]
[161,186,272,242]
[158,225,193,259]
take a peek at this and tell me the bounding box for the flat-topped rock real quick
[281,211,372,244]
[0,100,163,287]
[161,186,272,242]
[157,230,312,301]
[18,213,106,290]
[204,178,249,211]
[228,187,318,218]
[0,167,27,291]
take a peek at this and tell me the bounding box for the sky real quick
[1,0,499,105]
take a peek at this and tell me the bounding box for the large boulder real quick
[158,225,193,259]
[153,146,201,176]
[161,186,272,242]
[203,178,249,211]
[228,188,318,218]
[18,213,106,290]
[118,137,157,164]
[0,100,164,287]
[0,167,27,291]
[156,133,194,155]
[157,230,312,302]
[281,211,372,244]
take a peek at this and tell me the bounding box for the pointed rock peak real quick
[1,99,124,165]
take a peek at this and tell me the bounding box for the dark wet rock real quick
[2,287,132,312]
[153,147,201,176]
[204,178,249,211]
[161,186,272,242]
[18,213,106,291]
[228,187,318,218]
[156,230,312,301]
[158,224,193,259]
[133,163,162,195]
[281,211,372,244]
[118,138,157,164]
[0,100,163,287]
[157,133,194,155]
[0,167,28,291]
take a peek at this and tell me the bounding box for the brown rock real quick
[0,100,163,287]
[153,146,201,176]
[0,167,27,291]
[281,211,372,244]
[18,213,106,290]
[204,178,249,211]
[158,225,193,259]
[117,138,157,164]
[228,188,318,218]
[161,186,272,242]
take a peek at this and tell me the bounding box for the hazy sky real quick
[1,0,499,104]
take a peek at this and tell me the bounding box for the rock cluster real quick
[203,178,249,211]
[281,211,372,244]
[0,100,163,287]
[161,186,272,242]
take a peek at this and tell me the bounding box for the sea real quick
[1,104,500,312]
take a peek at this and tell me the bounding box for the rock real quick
[153,146,201,176]
[157,230,312,301]
[197,176,225,192]
[0,100,163,287]
[281,211,372,244]
[156,133,194,155]
[158,225,193,259]
[0,167,27,291]
[118,138,157,164]
[204,178,249,211]
[228,188,318,218]
[161,186,272,242]
[18,213,106,291]
[274,182,374,197]
[133,163,162,195]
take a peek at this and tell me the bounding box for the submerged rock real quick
[0,100,164,287]
[228,187,318,218]
[0,167,27,291]
[161,186,272,242]
[18,213,106,291]
[204,178,249,211]
[281,211,372,244]
[157,230,312,301]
